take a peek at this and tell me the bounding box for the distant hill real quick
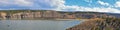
[106,13,120,18]
[58,11,120,18]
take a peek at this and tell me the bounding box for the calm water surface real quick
[0,20,82,30]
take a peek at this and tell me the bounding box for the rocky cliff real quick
[0,10,119,20]
[66,18,120,30]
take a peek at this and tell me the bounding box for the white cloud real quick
[51,0,66,11]
[115,1,120,7]
[0,0,55,9]
[66,6,120,13]
[56,5,80,11]
[0,0,120,13]
[51,0,120,13]
[80,7,120,13]
[0,0,33,6]
[14,0,33,6]
[97,1,110,6]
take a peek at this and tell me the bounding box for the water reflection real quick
[0,20,82,30]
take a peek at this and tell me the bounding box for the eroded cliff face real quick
[0,10,117,20]
[66,18,120,30]
[0,12,7,19]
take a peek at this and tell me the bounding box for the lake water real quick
[0,20,82,30]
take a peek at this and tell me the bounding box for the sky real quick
[0,0,120,13]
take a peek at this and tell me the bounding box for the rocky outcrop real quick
[0,12,7,19]
[66,18,120,30]
[0,10,117,20]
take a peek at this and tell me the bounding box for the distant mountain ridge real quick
[58,11,120,18]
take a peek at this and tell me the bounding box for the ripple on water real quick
[0,20,82,30]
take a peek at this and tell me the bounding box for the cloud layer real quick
[115,1,120,7]
[0,0,120,13]
[0,0,33,6]
[97,0,110,6]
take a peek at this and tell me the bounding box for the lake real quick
[0,20,82,30]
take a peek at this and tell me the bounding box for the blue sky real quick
[0,0,120,13]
